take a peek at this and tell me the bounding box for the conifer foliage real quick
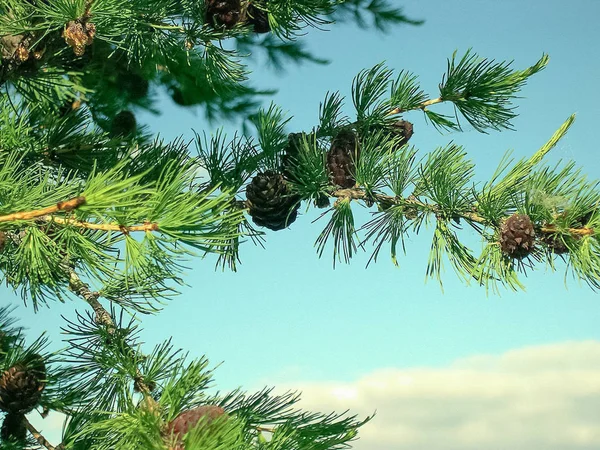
[0,0,598,449]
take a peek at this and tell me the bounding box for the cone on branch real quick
[541,233,575,255]
[0,356,46,414]
[246,2,271,33]
[499,213,535,258]
[111,110,137,137]
[1,412,26,442]
[327,129,359,189]
[205,0,244,29]
[246,171,300,231]
[390,120,414,148]
[165,405,226,450]
[281,133,304,182]
[63,20,96,56]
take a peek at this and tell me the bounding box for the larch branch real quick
[0,196,86,223]
[47,216,159,233]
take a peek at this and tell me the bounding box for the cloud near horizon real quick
[269,341,600,450]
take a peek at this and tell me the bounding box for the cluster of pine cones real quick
[245,121,414,231]
[205,0,271,33]
[0,354,46,443]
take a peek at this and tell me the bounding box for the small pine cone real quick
[327,129,359,189]
[111,111,137,137]
[119,72,149,100]
[499,213,535,258]
[246,171,300,231]
[1,412,26,442]
[390,120,413,148]
[541,234,572,255]
[314,193,330,209]
[63,21,96,56]
[281,133,303,182]
[205,0,243,29]
[247,2,270,33]
[166,405,226,450]
[0,357,46,414]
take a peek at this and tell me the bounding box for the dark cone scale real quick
[205,0,243,29]
[327,129,359,189]
[111,111,137,137]
[541,234,571,255]
[246,171,300,231]
[499,213,535,258]
[390,120,414,148]
[0,231,6,252]
[166,405,226,450]
[0,357,46,414]
[281,133,303,182]
[247,2,270,33]
[1,412,26,442]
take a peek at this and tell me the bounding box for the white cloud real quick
[268,341,600,450]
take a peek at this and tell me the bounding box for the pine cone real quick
[119,72,149,100]
[1,412,26,442]
[111,111,137,137]
[390,120,414,148]
[281,133,304,182]
[0,357,46,414]
[499,213,535,258]
[205,0,243,29]
[63,21,96,56]
[247,2,270,33]
[165,405,226,450]
[0,231,6,252]
[246,171,300,231]
[327,129,359,189]
[541,233,575,255]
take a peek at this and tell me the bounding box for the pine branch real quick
[0,196,86,223]
[46,216,159,233]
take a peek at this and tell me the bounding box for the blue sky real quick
[7,1,600,448]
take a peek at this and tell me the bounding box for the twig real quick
[46,216,159,233]
[330,187,595,238]
[388,97,444,115]
[541,225,595,236]
[0,196,85,223]
[24,416,56,450]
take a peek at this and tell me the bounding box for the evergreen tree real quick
[0,0,597,449]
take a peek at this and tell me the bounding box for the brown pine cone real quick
[1,412,26,442]
[327,129,359,189]
[205,0,243,29]
[246,171,300,231]
[0,357,46,414]
[499,213,535,258]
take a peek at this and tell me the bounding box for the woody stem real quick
[24,416,56,450]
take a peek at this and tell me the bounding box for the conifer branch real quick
[330,187,595,238]
[389,97,443,115]
[0,197,86,223]
[46,216,159,233]
[24,416,56,450]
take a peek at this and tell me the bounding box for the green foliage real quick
[1,2,598,449]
